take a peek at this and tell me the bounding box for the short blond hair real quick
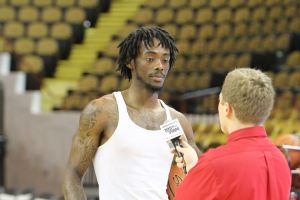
[221,68,275,124]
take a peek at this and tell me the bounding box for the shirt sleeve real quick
[174,154,220,200]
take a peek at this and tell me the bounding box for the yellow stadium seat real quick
[27,22,49,39]
[185,72,199,91]
[36,38,59,76]
[184,56,197,70]
[276,19,288,33]
[198,24,214,40]
[266,0,281,6]
[178,24,197,40]
[195,8,213,25]
[65,7,86,25]
[252,6,267,22]
[197,72,211,89]
[36,38,58,56]
[32,0,53,8]
[3,21,24,39]
[65,7,86,43]
[116,23,137,39]
[284,4,298,18]
[223,54,237,70]
[236,53,251,67]
[248,0,263,7]
[143,0,167,9]
[221,38,236,53]
[18,54,44,74]
[235,37,248,52]
[62,91,82,110]
[228,0,244,8]
[233,22,247,37]
[190,0,208,8]
[13,37,35,55]
[0,6,16,22]
[18,6,39,24]
[55,0,75,9]
[288,72,300,88]
[51,22,73,58]
[10,0,30,7]
[289,18,300,32]
[248,36,263,52]
[105,40,119,58]
[197,55,211,70]
[99,75,119,93]
[41,7,62,24]
[78,74,99,92]
[92,57,115,75]
[174,55,186,69]
[215,23,231,39]
[276,33,290,51]
[268,6,282,20]
[207,39,221,54]
[168,0,187,9]
[133,8,153,25]
[273,71,289,89]
[234,8,250,23]
[262,20,275,34]
[191,39,208,55]
[175,7,193,25]
[262,34,276,52]
[248,22,261,36]
[209,0,226,9]
[51,22,72,40]
[215,8,232,24]
[162,24,178,39]
[176,39,190,56]
[286,51,300,68]
[155,8,174,25]
[210,55,223,71]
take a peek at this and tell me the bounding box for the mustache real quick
[149,72,166,78]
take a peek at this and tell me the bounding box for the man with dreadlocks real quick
[63,26,200,200]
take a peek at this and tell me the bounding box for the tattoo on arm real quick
[63,101,104,200]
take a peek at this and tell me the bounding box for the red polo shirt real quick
[175,126,291,200]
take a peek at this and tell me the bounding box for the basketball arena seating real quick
[0,0,103,90]
[1,0,300,197]
[59,0,300,146]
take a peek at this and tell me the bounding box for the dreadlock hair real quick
[117,26,178,80]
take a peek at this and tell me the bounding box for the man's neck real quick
[227,121,257,135]
[123,86,160,109]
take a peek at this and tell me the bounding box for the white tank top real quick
[93,91,173,200]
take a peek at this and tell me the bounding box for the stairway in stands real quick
[41,0,144,112]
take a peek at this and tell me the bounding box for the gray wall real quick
[1,73,80,195]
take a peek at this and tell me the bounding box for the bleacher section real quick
[1,0,300,196]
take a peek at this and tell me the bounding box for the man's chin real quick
[146,83,163,92]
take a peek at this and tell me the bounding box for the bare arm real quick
[175,112,202,157]
[62,100,107,200]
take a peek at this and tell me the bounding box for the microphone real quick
[161,119,187,174]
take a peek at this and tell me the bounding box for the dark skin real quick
[62,38,201,200]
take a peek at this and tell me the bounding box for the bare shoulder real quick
[167,106,189,123]
[79,93,117,132]
[90,93,116,112]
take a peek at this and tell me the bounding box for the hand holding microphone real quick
[173,140,198,173]
[161,119,197,174]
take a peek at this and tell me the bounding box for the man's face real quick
[131,38,171,92]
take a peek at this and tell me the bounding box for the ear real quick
[127,60,135,70]
[224,102,233,117]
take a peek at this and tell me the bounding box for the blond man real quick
[174,68,291,200]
